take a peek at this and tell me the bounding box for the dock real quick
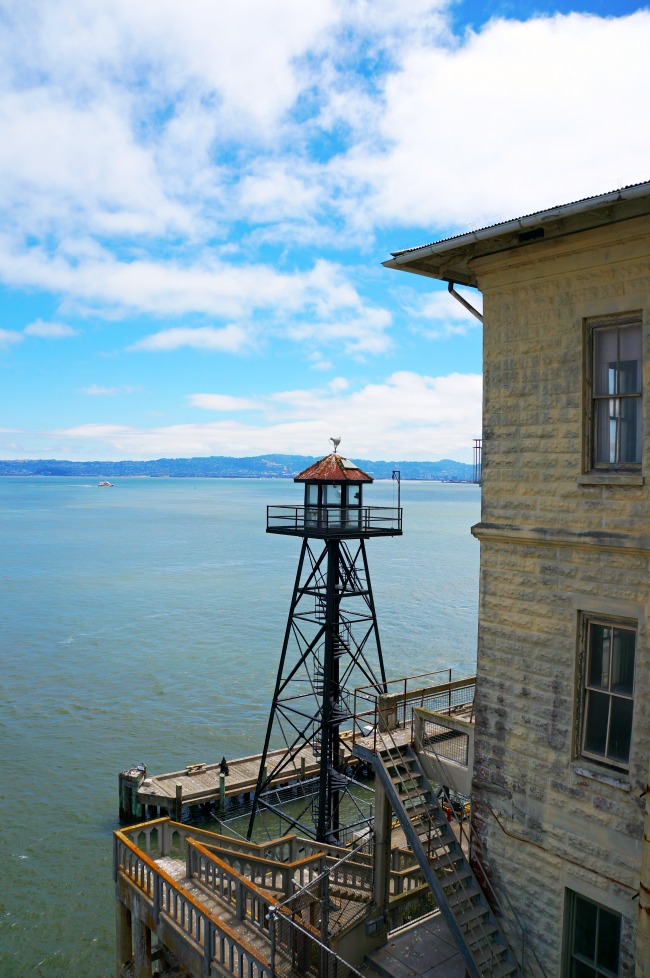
[119,735,357,822]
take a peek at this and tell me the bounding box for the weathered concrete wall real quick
[469,215,650,976]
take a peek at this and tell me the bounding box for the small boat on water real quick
[97,481,113,487]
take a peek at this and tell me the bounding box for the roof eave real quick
[384,181,650,288]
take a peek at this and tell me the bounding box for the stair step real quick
[391,773,423,789]
[480,960,518,978]
[455,904,489,931]
[414,814,451,838]
[431,849,463,872]
[471,940,508,968]
[464,919,498,948]
[446,882,481,909]
[404,799,435,819]
[440,865,473,890]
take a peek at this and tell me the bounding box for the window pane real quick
[594,399,617,464]
[584,691,609,756]
[618,324,642,381]
[619,396,642,464]
[573,963,596,978]
[574,896,598,959]
[323,484,341,505]
[607,697,633,763]
[594,329,618,396]
[611,629,635,695]
[588,626,611,689]
[596,907,621,972]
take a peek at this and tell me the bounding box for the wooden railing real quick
[115,830,274,978]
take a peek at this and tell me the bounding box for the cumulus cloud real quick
[2,371,481,461]
[24,319,76,338]
[343,11,650,231]
[131,325,250,353]
[0,328,22,348]
[79,384,141,396]
[408,287,483,339]
[188,394,262,411]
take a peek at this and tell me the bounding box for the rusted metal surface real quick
[294,453,372,483]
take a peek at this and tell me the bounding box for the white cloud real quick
[189,394,262,411]
[409,287,483,338]
[0,328,22,348]
[2,371,481,461]
[131,325,250,353]
[80,384,141,396]
[24,319,76,338]
[344,11,650,231]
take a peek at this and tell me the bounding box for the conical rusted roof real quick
[295,453,373,483]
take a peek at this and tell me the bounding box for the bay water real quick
[0,477,480,977]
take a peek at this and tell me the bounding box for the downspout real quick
[447,281,483,323]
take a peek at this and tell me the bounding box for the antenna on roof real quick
[329,436,341,453]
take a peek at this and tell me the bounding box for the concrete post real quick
[372,779,392,912]
[115,900,132,978]
[636,761,650,976]
[219,772,226,813]
[133,906,152,978]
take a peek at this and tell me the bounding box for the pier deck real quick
[123,734,358,821]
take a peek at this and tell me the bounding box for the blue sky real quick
[0,0,648,462]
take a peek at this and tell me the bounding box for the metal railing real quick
[351,672,476,749]
[266,505,402,535]
[416,732,549,978]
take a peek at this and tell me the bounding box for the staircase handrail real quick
[373,713,510,965]
[412,724,549,978]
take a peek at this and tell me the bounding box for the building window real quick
[589,317,642,469]
[581,618,636,769]
[564,890,621,977]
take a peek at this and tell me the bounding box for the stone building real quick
[384,182,650,977]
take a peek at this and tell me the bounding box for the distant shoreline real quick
[0,453,476,482]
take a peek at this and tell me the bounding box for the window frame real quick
[584,313,643,473]
[563,889,621,978]
[578,614,636,772]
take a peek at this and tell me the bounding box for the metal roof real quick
[294,453,373,483]
[383,180,650,288]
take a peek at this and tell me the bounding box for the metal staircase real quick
[355,740,520,978]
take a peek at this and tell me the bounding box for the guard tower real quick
[247,442,402,843]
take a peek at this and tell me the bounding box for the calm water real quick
[0,477,480,978]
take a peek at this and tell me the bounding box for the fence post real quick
[153,873,161,927]
[203,919,215,978]
[236,880,245,921]
[174,782,183,822]
[269,912,276,977]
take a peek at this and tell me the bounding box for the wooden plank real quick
[136,741,356,811]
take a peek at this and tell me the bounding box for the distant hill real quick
[0,454,475,481]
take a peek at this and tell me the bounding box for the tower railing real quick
[266,505,402,537]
